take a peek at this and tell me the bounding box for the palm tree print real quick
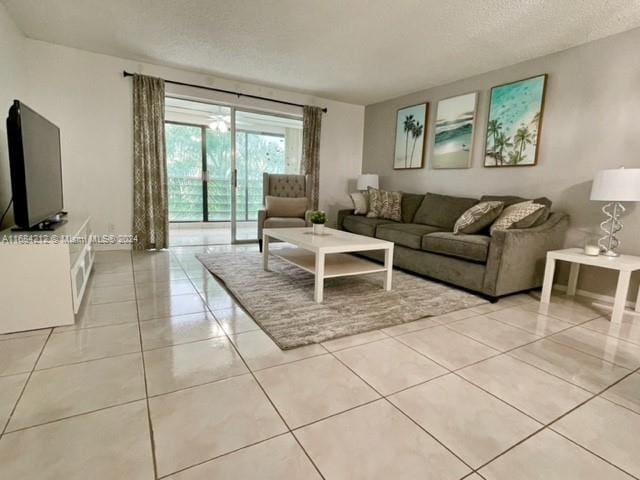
[494,131,512,166]
[513,126,533,164]
[487,119,503,155]
[403,115,416,167]
[409,121,424,167]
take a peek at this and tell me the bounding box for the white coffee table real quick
[540,248,640,323]
[262,227,394,303]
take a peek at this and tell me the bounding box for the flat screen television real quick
[6,100,64,230]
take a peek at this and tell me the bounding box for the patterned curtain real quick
[132,74,168,250]
[302,106,322,210]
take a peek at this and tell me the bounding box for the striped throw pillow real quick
[453,201,504,234]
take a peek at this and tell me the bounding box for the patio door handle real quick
[232,169,238,188]
[202,171,209,182]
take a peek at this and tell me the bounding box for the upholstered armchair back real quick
[263,173,309,203]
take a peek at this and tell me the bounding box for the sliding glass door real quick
[165,98,302,244]
[233,110,303,241]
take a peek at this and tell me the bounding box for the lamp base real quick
[600,249,620,258]
[598,202,624,257]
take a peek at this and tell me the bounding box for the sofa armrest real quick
[257,209,267,241]
[337,209,355,231]
[483,212,570,297]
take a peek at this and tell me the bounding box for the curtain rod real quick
[122,71,327,113]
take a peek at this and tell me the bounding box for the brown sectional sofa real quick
[338,192,569,300]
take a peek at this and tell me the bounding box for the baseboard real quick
[553,283,637,310]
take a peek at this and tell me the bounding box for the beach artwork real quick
[431,92,478,169]
[394,103,427,169]
[484,74,547,167]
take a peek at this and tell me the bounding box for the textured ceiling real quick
[4,0,640,104]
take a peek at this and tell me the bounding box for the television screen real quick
[7,100,64,229]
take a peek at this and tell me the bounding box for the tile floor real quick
[1,245,639,479]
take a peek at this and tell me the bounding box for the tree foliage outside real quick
[165,123,287,222]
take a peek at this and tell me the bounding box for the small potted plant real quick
[309,210,327,235]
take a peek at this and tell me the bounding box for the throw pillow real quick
[265,196,307,218]
[350,192,369,215]
[366,187,402,222]
[513,205,549,229]
[490,200,545,234]
[453,201,504,234]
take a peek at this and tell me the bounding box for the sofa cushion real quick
[376,223,443,249]
[343,215,395,237]
[367,187,402,221]
[265,196,307,218]
[453,201,504,234]
[421,232,491,263]
[413,193,478,229]
[263,217,306,228]
[401,193,425,223]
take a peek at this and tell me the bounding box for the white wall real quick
[2,36,363,240]
[0,4,27,229]
[362,27,640,299]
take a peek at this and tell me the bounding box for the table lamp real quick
[590,167,640,256]
[356,174,379,192]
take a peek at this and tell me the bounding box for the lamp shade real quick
[357,174,379,191]
[590,168,640,202]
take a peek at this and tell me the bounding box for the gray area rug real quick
[197,251,488,349]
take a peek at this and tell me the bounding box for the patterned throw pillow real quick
[453,201,504,234]
[350,192,369,215]
[366,187,402,221]
[490,201,545,235]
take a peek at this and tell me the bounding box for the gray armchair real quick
[258,173,312,251]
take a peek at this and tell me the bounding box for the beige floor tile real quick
[167,434,321,480]
[582,316,640,346]
[38,323,141,369]
[94,250,132,264]
[522,301,601,323]
[231,330,326,370]
[295,399,470,480]
[398,325,499,370]
[149,374,286,477]
[56,300,139,331]
[334,338,447,394]
[390,374,540,468]
[140,312,225,350]
[91,271,134,288]
[447,315,541,351]
[380,317,440,336]
[132,256,179,272]
[549,327,640,369]
[200,289,238,310]
[0,328,50,341]
[213,307,259,335]
[459,355,591,423]
[87,284,136,305]
[137,293,206,321]
[189,276,227,295]
[8,353,145,431]
[134,268,188,284]
[430,307,479,324]
[0,335,47,376]
[0,401,153,480]
[510,339,631,392]
[601,373,640,414]
[0,373,28,429]
[255,354,379,428]
[481,429,633,480]
[92,262,133,275]
[322,329,388,351]
[469,303,504,314]
[144,337,247,396]
[553,397,640,477]
[487,307,574,336]
[135,280,197,300]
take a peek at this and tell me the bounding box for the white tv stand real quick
[0,215,94,334]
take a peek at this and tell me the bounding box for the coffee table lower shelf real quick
[273,247,388,278]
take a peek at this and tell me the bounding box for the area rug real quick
[197,251,487,349]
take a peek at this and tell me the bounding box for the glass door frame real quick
[231,107,302,244]
[165,97,302,245]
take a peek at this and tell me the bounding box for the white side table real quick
[540,248,640,324]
